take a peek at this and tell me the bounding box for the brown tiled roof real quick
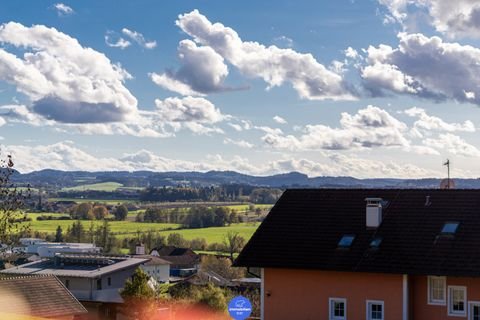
[135,255,171,266]
[235,189,480,277]
[0,274,87,318]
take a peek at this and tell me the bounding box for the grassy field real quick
[24,212,260,244]
[25,214,181,234]
[157,223,259,243]
[61,182,124,192]
[48,198,135,205]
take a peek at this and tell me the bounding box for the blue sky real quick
[1,0,480,178]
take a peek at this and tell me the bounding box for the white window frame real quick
[427,276,446,305]
[448,285,467,317]
[468,301,480,320]
[366,300,384,320]
[329,297,347,320]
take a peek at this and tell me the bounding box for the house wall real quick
[59,276,93,301]
[58,265,139,303]
[263,268,404,320]
[411,275,480,319]
[141,264,170,283]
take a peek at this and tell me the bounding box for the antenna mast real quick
[443,159,450,189]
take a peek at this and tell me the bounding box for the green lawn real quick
[24,211,260,244]
[157,223,260,244]
[61,182,124,192]
[25,215,181,234]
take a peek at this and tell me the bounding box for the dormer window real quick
[441,222,459,235]
[338,235,355,248]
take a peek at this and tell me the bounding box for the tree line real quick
[69,203,128,220]
[136,206,241,228]
[139,185,282,203]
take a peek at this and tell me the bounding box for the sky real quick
[1,0,480,178]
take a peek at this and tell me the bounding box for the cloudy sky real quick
[1,0,480,178]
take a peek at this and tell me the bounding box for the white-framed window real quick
[468,301,480,320]
[448,286,467,317]
[366,300,384,320]
[329,298,346,320]
[428,276,446,305]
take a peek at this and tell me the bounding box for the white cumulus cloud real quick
[175,10,356,101]
[0,22,137,123]
[104,31,131,49]
[378,0,480,39]
[150,39,229,95]
[424,133,480,157]
[121,28,157,49]
[223,138,254,149]
[262,105,409,151]
[53,3,74,16]
[3,141,442,179]
[362,32,480,105]
[404,107,475,137]
[273,115,287,124]
[154,96,225,123]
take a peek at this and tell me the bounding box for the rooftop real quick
[134,255,171,266]
[235,189,480,277]
[0,254,149,278]
[0,275,87,318]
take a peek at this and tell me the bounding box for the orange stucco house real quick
[235,189,480,320]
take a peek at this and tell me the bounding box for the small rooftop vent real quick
[135,243,145,255]
[365,198,383,228]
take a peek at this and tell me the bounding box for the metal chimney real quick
[365,198,383,228]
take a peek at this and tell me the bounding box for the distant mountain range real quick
[10,169,480,189]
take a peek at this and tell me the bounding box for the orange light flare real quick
[126,300,233,320]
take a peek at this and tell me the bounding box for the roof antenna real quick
[444,159,450,189]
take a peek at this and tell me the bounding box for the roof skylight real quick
[369,237,383,248]
[441,222,459,234]
[338,234,355,248]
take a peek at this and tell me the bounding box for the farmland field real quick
[24,213,259,243]
[61,182,125,192]
[25,214,181,234]
[48,198,135,205]
[24,213,260,243]
[157,223,259,243]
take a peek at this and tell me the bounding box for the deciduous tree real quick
[223,231,246,262]
[0,154,30,244]
[114,205,128,221]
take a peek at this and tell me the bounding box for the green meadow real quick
[24,213,260,244]
[61,182,125,192]
[26,213,180,234]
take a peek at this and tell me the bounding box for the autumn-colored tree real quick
[71,203,94,220]
[93,205,108,220]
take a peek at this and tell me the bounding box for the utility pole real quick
[443,159,450,189]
